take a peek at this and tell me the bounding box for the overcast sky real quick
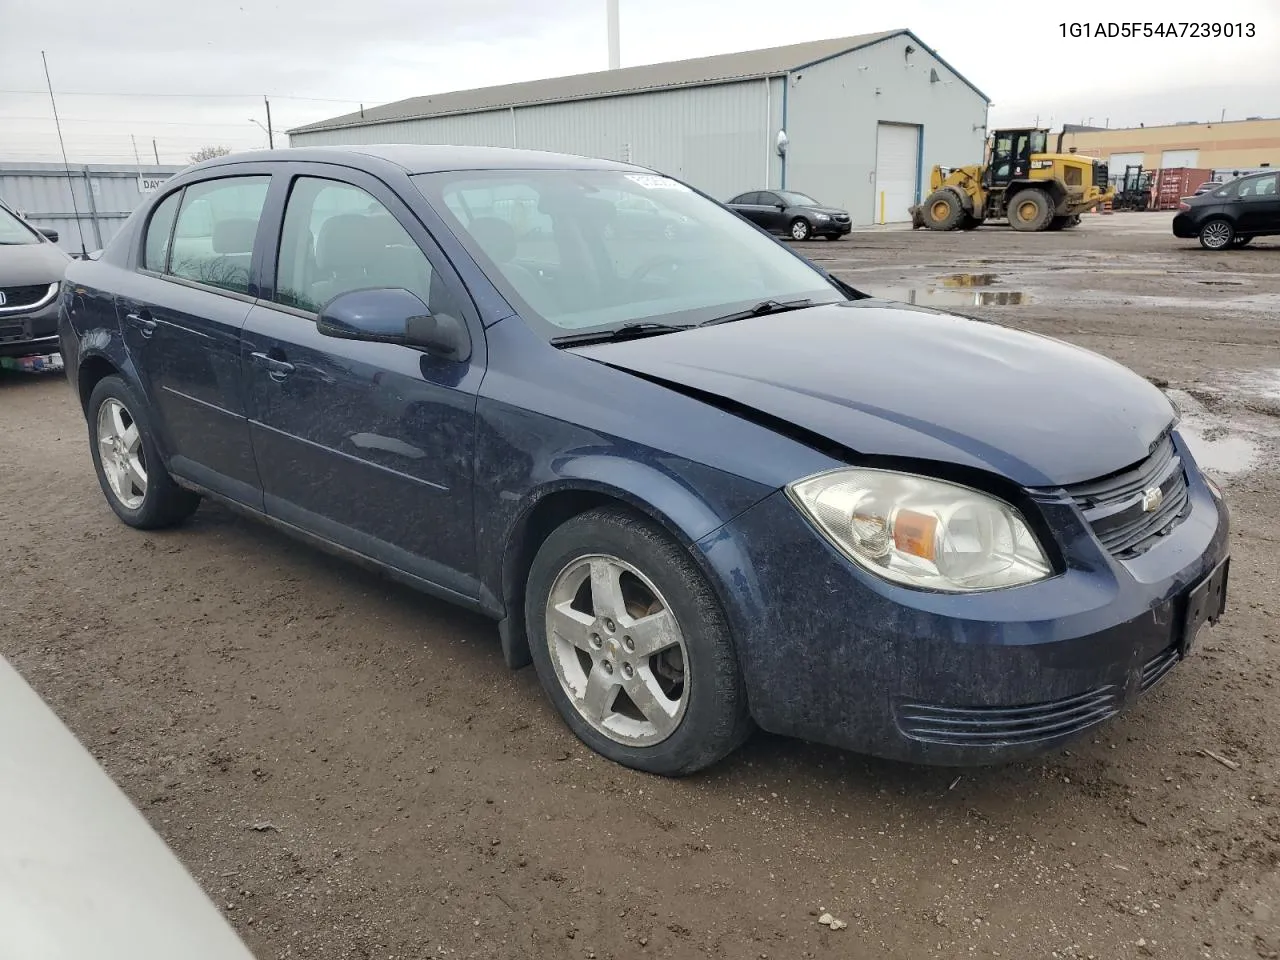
[2,0,1277,165]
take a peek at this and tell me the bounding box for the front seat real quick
[465,216,549,311]
[309,214,372,307]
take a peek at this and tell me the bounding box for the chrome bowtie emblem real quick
[1141,485,1164,513]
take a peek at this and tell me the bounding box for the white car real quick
[0,657,256,960]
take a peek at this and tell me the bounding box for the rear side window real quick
[730,193,757,204]
[168,176,270,294]
[143,190,182,272]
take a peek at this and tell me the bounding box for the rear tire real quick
[1199,219,1235,250]
[920,190,965,231]
[87,375,200,529]
[525,507,752,776]
[789,218,811,241]
[1008,189,1054,231]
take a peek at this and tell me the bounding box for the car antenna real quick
[41,50,89,259]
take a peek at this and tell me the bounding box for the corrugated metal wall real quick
[291,80,779,202]
[0,162,183,254]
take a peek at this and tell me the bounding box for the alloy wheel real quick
[544,554,689,746]
[96,398,147,509]
[1202,222,1231,249]
[791,220,809,240]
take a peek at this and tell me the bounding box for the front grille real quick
[1094,161,1109,190]
[832,214,851,223]
[895,686,1118,746]
[1063,434,1191,558]
[0,283,53,310]
[1141,643,1179,691]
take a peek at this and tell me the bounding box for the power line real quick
[0,88,376,103]
[2,115,279,128]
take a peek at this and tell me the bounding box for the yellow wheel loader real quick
[910,128,1115,232]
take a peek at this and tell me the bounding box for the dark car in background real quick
[1,198,70,358]
[726,189,851,240]
[1174,170,1280,249]
[60,145,1228,776]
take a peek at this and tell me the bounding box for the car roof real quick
[187,144,645,176]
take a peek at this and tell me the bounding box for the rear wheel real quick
[789,218,811,241]
[87,375,200,529]
[920,190,965,231]
[525,507,752,775]
[1199,219,1235,250]
[1008,189,1054,231]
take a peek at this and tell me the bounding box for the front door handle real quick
[125,311,157,338]
[249,351,296,380]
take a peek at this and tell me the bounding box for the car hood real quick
[805,206,848,217]
[569,300,1176,487]
[0,241,71,284]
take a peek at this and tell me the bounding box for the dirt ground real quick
[2,212,1277,960]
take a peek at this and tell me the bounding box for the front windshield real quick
[412,169,843,336]
[776,191,820,206]
[0,205,40,245]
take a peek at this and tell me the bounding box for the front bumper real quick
[818,221,852,236]
[695,432,1230,765]
[0,299,61,358]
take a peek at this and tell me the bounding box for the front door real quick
[240,169,484,599]
[118,174,271,507]
[1234,173,1280,233]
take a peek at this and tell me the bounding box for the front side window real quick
[143,190,182,272]
[168,176,269,294]
[0,204,40,245]
[275,177,441,315]
[1030,130,1048,154]
[414,169,843,337]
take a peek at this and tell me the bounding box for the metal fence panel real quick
[0,162,184,255]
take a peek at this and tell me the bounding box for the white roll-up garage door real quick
[1108,152,1144,176]
[1161,149,1200,168]
[873,123,920,223]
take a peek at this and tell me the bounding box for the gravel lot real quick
[2,212,1277,959]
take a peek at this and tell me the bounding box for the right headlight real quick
[787,468,1052,592]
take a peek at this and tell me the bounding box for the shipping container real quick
[1154,168,1213,210]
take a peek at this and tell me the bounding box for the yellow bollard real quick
[879,191,885,224]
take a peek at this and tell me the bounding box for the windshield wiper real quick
[697,298,815,327]
[550,321,692,347]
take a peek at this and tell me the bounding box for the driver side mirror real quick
[316,288,471,362]
[38,228,59,243]
[775,201,786,210]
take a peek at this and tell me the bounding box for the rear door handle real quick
[249,351,295,380]
[125,311,157,337]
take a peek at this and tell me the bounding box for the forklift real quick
[1112,165,1154,211]
[911,128,1116,232]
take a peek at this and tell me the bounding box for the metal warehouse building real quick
[289,29,989,225]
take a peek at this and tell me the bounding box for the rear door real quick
[240,165,485,599]
[1234,173,1280,233]
[117,172,272,506]
[729,192,768,228]
[758,192,789,232]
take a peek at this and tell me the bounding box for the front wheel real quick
[525,507,752,775]
[789,218,812,241]
[1199,219,1235,250]
[87,375,200,529]
[920,190,965,230]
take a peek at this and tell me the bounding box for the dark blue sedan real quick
[59,146,1230,774]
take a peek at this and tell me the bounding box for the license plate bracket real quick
[1180,558,1229,657]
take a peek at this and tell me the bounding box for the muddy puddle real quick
[1165,386,1275,476]
[866,273,1031,307]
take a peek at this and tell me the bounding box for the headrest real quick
[211,218,257,254]
[467,216,517,264]
[316,214,372,274]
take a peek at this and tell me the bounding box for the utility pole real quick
[607,0,620,69]
[152,138,160,164]
[264,96,274,148]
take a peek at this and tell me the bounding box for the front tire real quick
[1008,189,1054,231]
[525,507,752,776]
[87,375,200,529]
[789,218,811,241]
[921,190,965,230]
[1199,219,1235,250]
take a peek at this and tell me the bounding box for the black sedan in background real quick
[726,190,851,241]
[1,198,70,358]
[1174,170,1280,249]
